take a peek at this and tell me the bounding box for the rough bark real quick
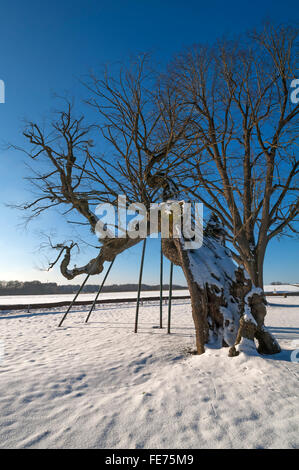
[162,238,209,354]
[161,214,281,356]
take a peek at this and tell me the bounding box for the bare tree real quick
[19,59,193,276]
[168,23,299,288]
[17,55,281,355]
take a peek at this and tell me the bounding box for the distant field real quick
[0,285,298,306]
[0,289,190,306]
[267,284,299,292]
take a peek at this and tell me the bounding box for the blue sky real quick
[0,0,298,286]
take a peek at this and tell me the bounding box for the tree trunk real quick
[174,239,209,354]
[241,242,266,290]
[161,238,209,354]
[240,244,280,354]
[161,214,281,356]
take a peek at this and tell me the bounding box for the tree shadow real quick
[267,303,299,308]
[267,326,299,342]
[0,310,64,320]
[262,348,297,363]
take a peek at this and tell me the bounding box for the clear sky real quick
[0,0,298,286]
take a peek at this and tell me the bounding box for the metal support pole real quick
[159,239,163,328]
[84,259,115,324]
[58,273,91,327]
[167,262,173,334]
[134,238,147,333]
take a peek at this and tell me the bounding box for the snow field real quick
[0,296,298,448]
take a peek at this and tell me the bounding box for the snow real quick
[188,239,237,291]
[0,295,298,449]
[0,285,297,307]
[0,290,190,306]
[245,287,263,300]
[267,284,299,293]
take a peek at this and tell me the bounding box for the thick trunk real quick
[255,328,281,355]
[242,247,266,303]
[163,229,280,356]
[248,293,281,354]
[174,239,209,354]
[256,250,265,290]
[162,238,209,354]
[240,246,280,354]
[244,258,263,289]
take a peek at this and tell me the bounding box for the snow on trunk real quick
[162,213,281,356]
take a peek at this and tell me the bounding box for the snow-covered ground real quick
[0,290,190,306]
[0,285,297,306]
[0,295,298,449]
[267,284,299,293]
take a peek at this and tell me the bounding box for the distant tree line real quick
[270,282,292,285]
[0,280,186,296]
